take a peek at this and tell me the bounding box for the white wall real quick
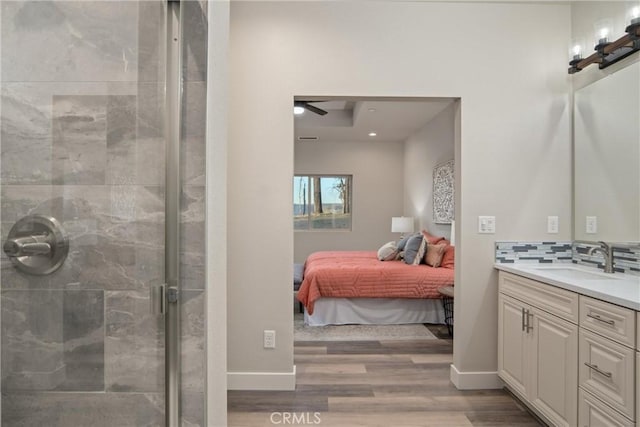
[404,101,456,240]
[229,1,572,389]
[206,0,229,423]
[294,140,405,263]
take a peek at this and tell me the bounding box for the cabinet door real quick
[529,306,578,427]
[498,294,528,398]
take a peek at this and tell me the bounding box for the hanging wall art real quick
[433,159,454,224]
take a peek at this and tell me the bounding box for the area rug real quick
[294,314,437,341]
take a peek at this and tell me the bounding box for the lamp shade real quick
[391,217,414,234]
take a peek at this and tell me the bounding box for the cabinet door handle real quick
[586,313,615,326]
[522,307,526,331]
[584,362,612,378]
[525,310,533,333]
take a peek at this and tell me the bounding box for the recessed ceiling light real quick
[368,132,377,137]
[293,106,305,115]
[368,108,376,112]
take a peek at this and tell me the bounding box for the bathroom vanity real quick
[496,264,640,427]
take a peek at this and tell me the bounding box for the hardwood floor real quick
[227,325,545,427]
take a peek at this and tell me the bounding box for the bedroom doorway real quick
[292,96,458,335]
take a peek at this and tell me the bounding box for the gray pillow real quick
[403,234,425,265]
[377,241,399,261]
[397,232,420,251]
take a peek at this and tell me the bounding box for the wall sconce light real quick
[391,216,414,238]
[569,14,640,74]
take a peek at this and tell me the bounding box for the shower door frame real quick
[164,1,183,426]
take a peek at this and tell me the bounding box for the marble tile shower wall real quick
[180,2,208,425]
[0,2,207,426]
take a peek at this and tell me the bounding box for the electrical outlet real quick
[264,330,276,349]
[586,216,597,234]
[547,216,559,234]
[478,216,496,234]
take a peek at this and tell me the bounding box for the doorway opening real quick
[292,96,458,337]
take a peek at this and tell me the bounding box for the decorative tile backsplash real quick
[573,242,640,276]
[495,241,640,276]
[495,241,573,264]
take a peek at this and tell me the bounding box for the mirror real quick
[573,61,640,242]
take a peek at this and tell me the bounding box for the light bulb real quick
[569,38,585,61]
[572,44,582,56]
[594,18,613,46]
[629,6,640,25]
[599,27,609,39]
[293,106,305,115]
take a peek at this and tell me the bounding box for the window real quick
[293,175,352,231]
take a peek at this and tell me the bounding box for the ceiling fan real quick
[294,100,328,116]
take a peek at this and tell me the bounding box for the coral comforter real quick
[296,251,454,314]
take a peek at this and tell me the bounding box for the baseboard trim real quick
[450,364,503,390]
[227,365,296,390]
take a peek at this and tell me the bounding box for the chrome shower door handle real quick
[151,284,167,315]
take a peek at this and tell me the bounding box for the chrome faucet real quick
[587,241,614,273]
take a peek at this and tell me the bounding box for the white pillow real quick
[377,241,399,261]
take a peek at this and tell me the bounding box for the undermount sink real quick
[528,266,619,280]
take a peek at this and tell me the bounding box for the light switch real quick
[586,216,597,234]
[478,216,496,234]
[547,216,559,234]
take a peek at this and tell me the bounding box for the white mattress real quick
[304,297,445,326]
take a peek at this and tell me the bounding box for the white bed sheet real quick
[303,297,445,326]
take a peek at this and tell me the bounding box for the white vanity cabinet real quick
[498,272,579,427]
[497,268,640,427]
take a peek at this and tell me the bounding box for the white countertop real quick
[495,263,640,311]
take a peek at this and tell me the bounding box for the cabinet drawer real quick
[580,296,636,348]
[499,271,579,323]
[579,388,634,427]
[579,329,636,420]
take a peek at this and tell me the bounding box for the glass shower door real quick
[1,1,170,425]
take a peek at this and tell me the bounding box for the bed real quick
[296,249,454,326]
